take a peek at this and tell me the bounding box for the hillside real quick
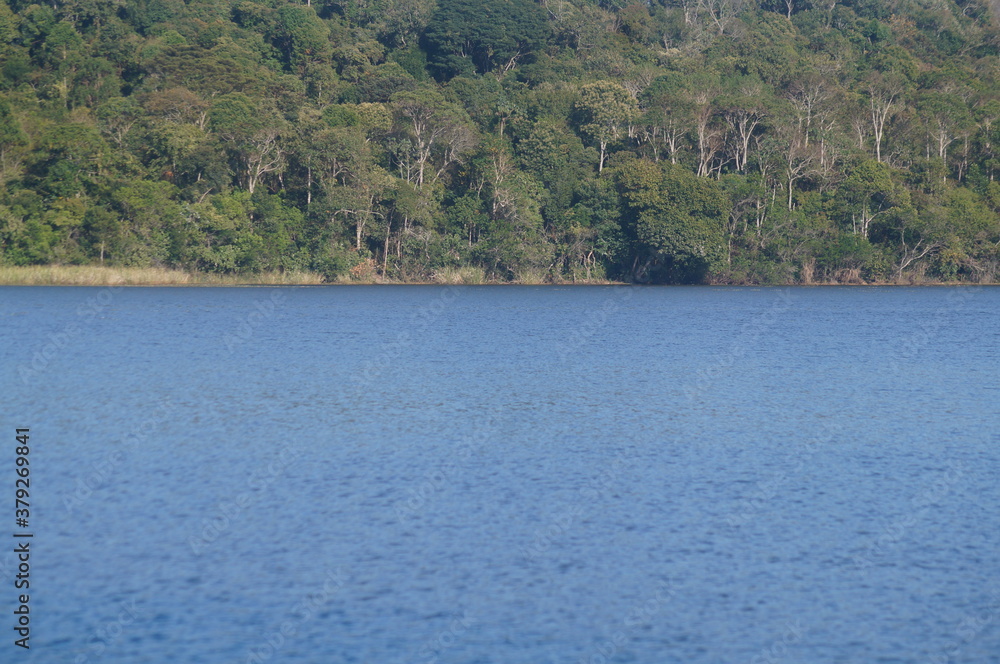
[1,0,999,283]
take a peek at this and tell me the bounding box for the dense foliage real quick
[2,0,1000,282]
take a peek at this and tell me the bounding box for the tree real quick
[209,93,287,194]
[785,72,834,149]
[575,81,638,172]
[840,160,909,238]
[639,75,695,165]
[470,164,552,279]
[916,90,973,176]
[0,97,27,186]
[695,0,748,35]
[0,3,19,59]
[518,119,595,222]
[719,79,771,173]
[311,125,394,252]
[692,88,723,178]
[614,159,729,282]
[29,124,106,199]
[274,5,331,71]
[0,0,999,284]
[335,0,435,47]
[424,0,549,79]
[96,97,141,147]
[772,120,819,210]
[864,73,905,163]
[391,87,477,188]
[112,181,185,266]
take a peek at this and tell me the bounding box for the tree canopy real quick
[1,0,1000,283]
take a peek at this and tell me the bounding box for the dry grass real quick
[11,264,985,287]
[512,267,552,284]
[833,267,863,284]
[0,265,325,286]
[550,274,619,285]
[212,270,325,285]
[799,259,815,285]
[0,265,193,285]
[431,266,486,285]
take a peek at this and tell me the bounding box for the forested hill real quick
[2,0,1000,283]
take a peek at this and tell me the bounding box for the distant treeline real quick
[1,0,1000,283]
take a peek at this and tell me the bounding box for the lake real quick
[1,285,998,663]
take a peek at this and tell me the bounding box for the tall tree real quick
[615,158,729,282]
[391,87,476,188]
[208,93,287,194]
[424,0,549,79]
[575,81,638,172]
[864,73,905,163]
[0,98,28,186]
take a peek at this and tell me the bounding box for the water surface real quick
[1,285,998,663]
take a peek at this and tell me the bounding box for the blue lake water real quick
[1,285,999,663]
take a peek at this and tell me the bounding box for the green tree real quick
[29,123,106,199]
[209,93,287,193]
[0,3,21,61]
[840,160,910,239]
[335,0,435,48]
[0,201,57,265]
[391,87,477,188]
[639,74,695,165]
[915,90,973,177]
[0,97,27,186]
[112,181,185,266]
[274,5,331,72]
[424,0,549,79]
[518,119,595,221]
[614,159,729,283]
[574,81,638,172]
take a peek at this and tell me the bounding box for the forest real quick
[1,0,1000,283]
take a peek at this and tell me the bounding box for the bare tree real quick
[696,0,747,35]
[393,91,475,188]
[865,74,903,163]
[693,92,722,177]
[779,127,818,209]
[723,97,766,173]
[244,127,284,194]
[785,74,832,148]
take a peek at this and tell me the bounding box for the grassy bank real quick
[0,264,992,286]
[0,265,327,286]
[0,264,627,286]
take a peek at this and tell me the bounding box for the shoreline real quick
[0,265,994,287]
